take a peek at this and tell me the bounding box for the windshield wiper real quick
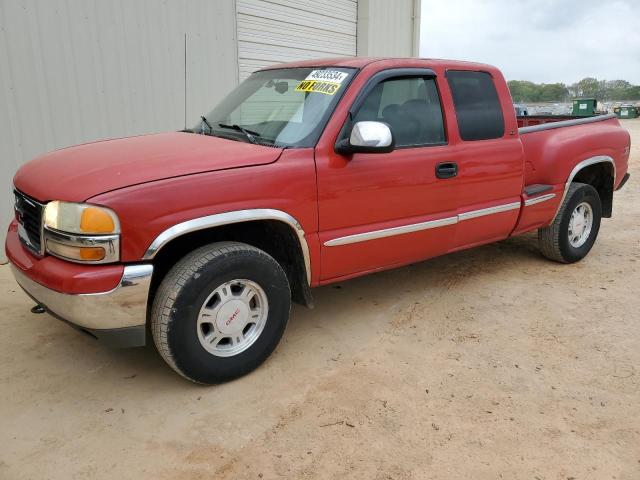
[218,123,260,144]
[200,115,214,134]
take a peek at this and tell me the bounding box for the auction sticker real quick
[295,70,348,95]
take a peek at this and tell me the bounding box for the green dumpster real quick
[613,105,639,119]
[572,98,597,116]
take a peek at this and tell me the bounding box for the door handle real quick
[436,162,458,179]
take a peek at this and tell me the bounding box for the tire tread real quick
[151,241,275,383]
[538,182,592,263]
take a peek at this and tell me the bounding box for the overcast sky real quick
[420,0,640,84]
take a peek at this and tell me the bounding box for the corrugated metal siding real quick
[357,0,418,56]
[236,0,357,80]
[0,0,238,261]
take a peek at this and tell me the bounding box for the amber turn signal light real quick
[78,247,107,261]
[80,207,116,234]
[46,240,106,262]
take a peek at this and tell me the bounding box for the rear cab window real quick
[446,70,505,141]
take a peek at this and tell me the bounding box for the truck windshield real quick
[196,67,356,148]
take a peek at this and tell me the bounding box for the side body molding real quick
[143,209,312,285]
[552,155,615,222]
[324,201,522,247]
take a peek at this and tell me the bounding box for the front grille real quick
[14,190,44,255]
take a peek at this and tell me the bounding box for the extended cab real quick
[6,58,631,383]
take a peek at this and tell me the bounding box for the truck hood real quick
[13,132,283,202]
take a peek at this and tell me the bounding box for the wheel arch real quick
[144,209,313,308]
[554,155,615,221]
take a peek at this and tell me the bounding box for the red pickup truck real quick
[6,58,631,384]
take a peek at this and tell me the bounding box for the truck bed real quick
[518,113,625,188]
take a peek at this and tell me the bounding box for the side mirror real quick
[335,121,395,155]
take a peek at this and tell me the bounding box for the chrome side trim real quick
[11,264,153,330]
[551,155,615,222]
[143,209,311,285]
[458,202,521,221]
[324,201,521,247]
[524,193,556,207]
[518,113,616,135]
[324,216,458,247]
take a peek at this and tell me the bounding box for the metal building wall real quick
[0,0,239,261]
[236,0,357,81]
[357,0,421,56]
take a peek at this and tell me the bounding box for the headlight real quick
[44,201,120,235]
[43,201,120,263]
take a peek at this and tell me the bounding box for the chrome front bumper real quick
[11,264,153,347]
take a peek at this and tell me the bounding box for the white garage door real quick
[236,0,357,80]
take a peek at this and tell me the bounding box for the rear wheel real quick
[538,183,602,263]
[151,241,291,384]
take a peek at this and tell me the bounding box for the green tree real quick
[509,77,640,102]
[508,81,569,102]
[571,77,600,98]
[605,80,631,99]
[626,86,640,100]
[539,83,570,102]
[508,80,541,102]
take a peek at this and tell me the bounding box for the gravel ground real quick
[1,119,639,480]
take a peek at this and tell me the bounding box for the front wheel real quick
[151,241,291,384]
[538,182,602,263]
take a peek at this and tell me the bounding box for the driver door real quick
[315,71,460,281]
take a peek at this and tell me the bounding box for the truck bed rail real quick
[518,113,617,135]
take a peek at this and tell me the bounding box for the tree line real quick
[508,78,640,103]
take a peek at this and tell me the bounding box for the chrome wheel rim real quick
[568,201,593,248]
[197,279,268,357]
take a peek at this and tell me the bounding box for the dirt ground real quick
[1,120,639,480]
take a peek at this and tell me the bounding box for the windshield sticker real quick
[304,70,349,83]
[295,70,349,95]
[295,80,341,95]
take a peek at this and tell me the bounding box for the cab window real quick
[446,70,505,141]
[353,76,446,147]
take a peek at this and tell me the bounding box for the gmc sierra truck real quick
[6,58,631,384]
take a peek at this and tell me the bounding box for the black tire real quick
[151,241,291,384]
[538,183,602,263]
